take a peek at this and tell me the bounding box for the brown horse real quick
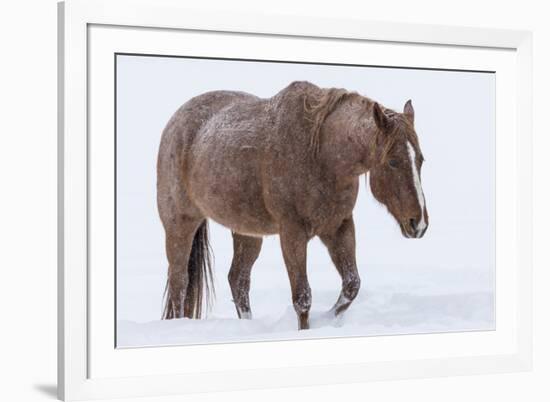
[157,81,428,330]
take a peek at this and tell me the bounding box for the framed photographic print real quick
[58,0,533,400]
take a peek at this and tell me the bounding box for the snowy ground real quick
[117,259,494,348]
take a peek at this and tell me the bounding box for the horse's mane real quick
[299,82,420,162]
[303,87,355,156]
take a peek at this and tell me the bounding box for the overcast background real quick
[115,55,495,347]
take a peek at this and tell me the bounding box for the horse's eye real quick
[388,159,399,168]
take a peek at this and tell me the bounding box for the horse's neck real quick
[326,104,379,176]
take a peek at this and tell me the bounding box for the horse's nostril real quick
[409,218,417,230]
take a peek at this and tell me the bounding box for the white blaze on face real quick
[406,141,427,233]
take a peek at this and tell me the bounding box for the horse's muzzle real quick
[400,220,427,239]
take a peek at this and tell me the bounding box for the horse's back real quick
[165,90,257,140]
[185,92,280,236]
[160,89,261,175]
[157,91,256,222]
[158,89,279,235]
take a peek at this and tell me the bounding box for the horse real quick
[157,81,428,330]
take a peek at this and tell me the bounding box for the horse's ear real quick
[403,99,414,123]
[373,102,390,131]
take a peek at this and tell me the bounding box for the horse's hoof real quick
[298,314,310,330]
[239,311,252,320]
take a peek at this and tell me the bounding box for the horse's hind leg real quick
[228,233,262,319]
[162,216,202,319]
[320,218,361,316]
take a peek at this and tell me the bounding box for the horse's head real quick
[368,100,429,239]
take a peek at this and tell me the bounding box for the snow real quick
[117,261,494,348]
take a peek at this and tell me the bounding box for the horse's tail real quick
[184,220,215,318]
[162,220,215,320]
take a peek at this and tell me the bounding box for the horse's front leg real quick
[320,218,361,316]
[279,223,311,330]
[228,233,263,319]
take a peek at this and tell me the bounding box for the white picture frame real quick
[58,0,533,400]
